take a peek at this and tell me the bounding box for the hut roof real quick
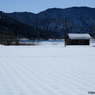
[68,33,91,39]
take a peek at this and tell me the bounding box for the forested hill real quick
[7,7,95,37]
[0,11,61,40]
[0,11,39,39]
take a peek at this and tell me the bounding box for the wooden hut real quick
[66,33,91,45]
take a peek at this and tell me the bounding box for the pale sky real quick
[0,0,95,13]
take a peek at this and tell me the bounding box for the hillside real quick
[0,11,40,39]
[7,7,95,37]
[0,11,61,40]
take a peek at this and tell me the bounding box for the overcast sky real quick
[0,0,95,13]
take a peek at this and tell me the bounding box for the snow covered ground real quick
[0,41,95,95]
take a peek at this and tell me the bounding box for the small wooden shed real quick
[66,33,91,45]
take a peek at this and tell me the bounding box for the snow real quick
[68,33,91,39]
[0,41,95,95]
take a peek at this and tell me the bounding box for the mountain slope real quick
[0,12,61,40]
[7,7,95,37]
[7,12,37,26]
[0,11,38,39]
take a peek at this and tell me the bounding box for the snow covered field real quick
[0,41,95,95]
